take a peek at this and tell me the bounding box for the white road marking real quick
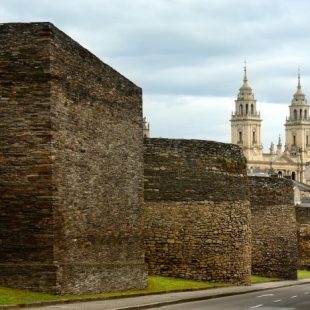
[46,307,75,309]
[273,299,282,302]
[250,305,263,309]
[257,294,274,297]
[291,295,297,298]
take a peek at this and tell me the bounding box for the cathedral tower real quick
[230,65,263,159]
[285,73,310,180]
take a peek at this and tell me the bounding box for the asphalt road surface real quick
[149,283,310,310]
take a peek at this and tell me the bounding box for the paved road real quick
[148,283,310,310]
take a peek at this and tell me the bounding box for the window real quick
[251,104,254,115]
[294,109,297,120]
[239,131,243,143]
[305,110,307,119]
[300,109,303,119]
[307,135,309,146]
[252,131,256,143]
[292,172,296,180]
[246,104,249,115]
[239,104,243,115]
[293,135,296,146]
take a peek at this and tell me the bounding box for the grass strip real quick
[297,269,310,279]
[0,276,226,306]
[251,275,279,283]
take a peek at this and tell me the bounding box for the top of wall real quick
[296,205,310,222]
[248,176,294,206]
[144,138,248,202]
[144,138,245,159]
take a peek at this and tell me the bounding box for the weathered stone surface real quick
[296,206,310,269]
[143,138,251,285]
[0,22,147,294]
[249,177,297,280]
[144,138,248,202]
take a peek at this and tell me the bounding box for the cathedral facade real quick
[231,66,310,184]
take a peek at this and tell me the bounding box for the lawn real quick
[0,276,226,306]
[251,275,278,283]
[297,269,310,279]
[0,288,58,306]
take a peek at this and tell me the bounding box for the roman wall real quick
[0,22,147,294]
[143,138,251,285]
[249,177,297,280]
[0,21,302,295]
[296,206,310,269]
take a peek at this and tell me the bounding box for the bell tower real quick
[230,64,263,159]
[285,72,310,181]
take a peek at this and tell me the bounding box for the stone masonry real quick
[249,177,297,280]
[296,206,310,269]
[0,22,147,294]
[143,138,251,285]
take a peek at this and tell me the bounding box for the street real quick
[148,283,310,310]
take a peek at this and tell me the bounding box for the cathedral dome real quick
[237,65,255,100]
[291,73,307,106]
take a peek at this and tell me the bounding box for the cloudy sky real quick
[1,0,310,151]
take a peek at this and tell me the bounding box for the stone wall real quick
[249,177,297,280]
[0,22,147,294]
[296,206,310,269]
[144,138,251,285]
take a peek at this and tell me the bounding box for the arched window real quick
[239,131,243,143]
[300,109,303,119]
[252,131,256,143]
[246,104,249,115]
[305,110,307,119]
[251,104,254,114]
[307,135,309,146]
[278,171,283,178]
[293,135,296,146]
[240,104,243,115]
[292,172,296,180]
[294,109,297,120]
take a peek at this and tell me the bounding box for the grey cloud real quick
[2,0,310,143]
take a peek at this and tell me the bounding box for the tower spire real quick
[290,67,307,109]
[243,59,247,82]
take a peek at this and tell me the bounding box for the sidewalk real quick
[2,279,310,310]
